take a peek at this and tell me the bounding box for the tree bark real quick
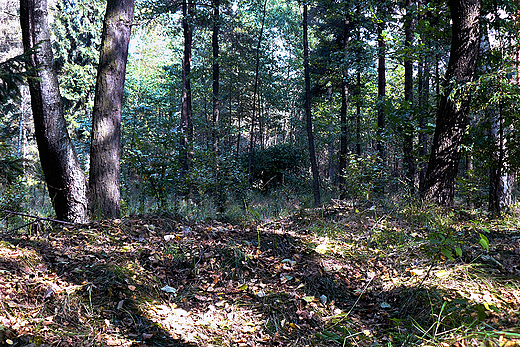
[355,70,361,156]
[417,0,431,190]
[89,0,134,219]
[20,0,88,223]
[180,0,194,189]
[212,0,223,209]
[377,14,386,163]
[338,11,350,193]
[403,0,415,190]
[489,102,514,214]
[418,57,430,189]
[421,0,481,205]
[247,0,268,185]
[303,2,321,207]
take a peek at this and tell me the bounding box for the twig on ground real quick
[1,209,75,234]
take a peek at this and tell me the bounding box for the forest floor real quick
[1,202,520,346]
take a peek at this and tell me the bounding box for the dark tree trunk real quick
[248,0,268,185]
[421,0,481,205]
[236,95,242,158]
[303,3,321,207]
[89,0,134,219]
[489,103,514,214]
[418,58,430,189]
[417,0,431,190]
[338,12,350,191]
[227,71,233,153]
[377,14,386,163]
[327,87,334,180]
[403,0,415,190]
[20,0,88,223]
[355,70,361,156]
[180,0,194,188]
[212,0,223,208]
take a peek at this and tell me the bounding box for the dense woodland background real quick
[1,0,518,222]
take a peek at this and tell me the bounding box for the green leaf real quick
[479,234,489,252]
[238,283,248,291]
[476,304,487,321]
[302,296,315,303]
[455,247,462,257]
[441,248,453,260]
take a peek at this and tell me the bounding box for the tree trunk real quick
[417,0,431,190]
[89,0,134,219]
[20,0,88,223]
[377,14,386,163]
[338,10,350,192]
[403,0,415,190]
[355,70,361,156]
[180,0,194,189]
[236,94,242,158]
[489,103,514,214]
[247,0,268,185]
[418,58,430,189]
[212,0,223,209]
[17,86,28,157]
[421,0,481,205]
[303,3,321,207]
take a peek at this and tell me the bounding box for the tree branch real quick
[0,209,76,225]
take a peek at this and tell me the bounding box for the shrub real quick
[243,144,305,191]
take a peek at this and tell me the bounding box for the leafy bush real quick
[0,142,25,212]
[340,154,388,202]
[243,144,305,191]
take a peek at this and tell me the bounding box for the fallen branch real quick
[0,209,76,226]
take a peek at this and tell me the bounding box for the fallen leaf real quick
[410,269,424,276]
[161,285,177,293]
[142,333,154,339]
[380,302,391,309]
[435,270,450,278]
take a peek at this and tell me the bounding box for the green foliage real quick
[340,154,388,202]
[51,0,104,153]
[424,227,463,261]
[456,167,486,208]
[0,142,25,211]
[122,119,181,210]
[478,233,489,252]
[401,203,496,263]
[0,51,36,103]
[245,144,305,191]
[0,142,22,186]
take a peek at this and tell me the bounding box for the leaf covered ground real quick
[1,203,520,346]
